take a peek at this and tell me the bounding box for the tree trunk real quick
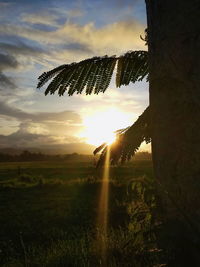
[146,0,200,264]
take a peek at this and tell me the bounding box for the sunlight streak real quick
[97,146,110,264]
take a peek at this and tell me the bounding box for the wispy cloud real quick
[0,101,81,124]
[21,12,59,27]
[0,19,145,56]
[0,41,44,57]
[0,53,19,70]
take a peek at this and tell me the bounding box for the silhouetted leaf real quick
[37,51,148,96]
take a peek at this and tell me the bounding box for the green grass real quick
[0,160,159,267]
[0,160,153,182]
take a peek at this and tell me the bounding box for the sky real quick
[0,0,150,154]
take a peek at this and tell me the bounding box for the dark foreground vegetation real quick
[0,159,196,266]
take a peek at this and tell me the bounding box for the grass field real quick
[0,160,160,267]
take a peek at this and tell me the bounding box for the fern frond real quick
[95,106,151,167]
[116,50,148,87]
[37,50,148,96]
[38,56,117,96]
[37,64,68,89]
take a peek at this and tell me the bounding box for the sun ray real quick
[96,146,110,264]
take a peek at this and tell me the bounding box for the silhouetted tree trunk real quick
[146,0,200,264]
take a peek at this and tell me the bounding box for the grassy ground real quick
[0,160,160,267]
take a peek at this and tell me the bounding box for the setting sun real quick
[78,108,133,146]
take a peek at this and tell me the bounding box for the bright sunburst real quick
[78,108,133,146]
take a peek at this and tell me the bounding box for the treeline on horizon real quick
[0,150,152,162]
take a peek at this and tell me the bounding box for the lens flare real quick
[97,146,110,264]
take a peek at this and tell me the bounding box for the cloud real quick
[0,119,94,154]
[0,42,45,97]
[65,8,84,18]
[0,41,49,72]
[0,72,16,90]
[0,16,146,75]
[0,53,19,92]
[20,7,84,27]
[0,101,87,152]
[0,127,77,148]
[21,13,59,27]
[56,20,145,55]
[0,53,19,70]
[0,129,94,153]
[60,42,92,53]
[0,19,145,57]
[0,101,81,124]
[0,41,44,57]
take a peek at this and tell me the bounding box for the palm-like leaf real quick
[37,50,150,164]
[94,107,151,166]
[37,50,148,95]
[116,51,148,87]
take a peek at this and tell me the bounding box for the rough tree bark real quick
[146,0,200,263]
